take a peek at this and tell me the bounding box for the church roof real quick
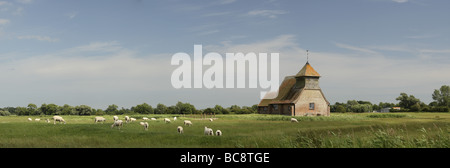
[295,62,320,77]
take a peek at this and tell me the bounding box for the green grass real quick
[0,113,449,148]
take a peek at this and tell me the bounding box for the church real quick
[257,56,330,116]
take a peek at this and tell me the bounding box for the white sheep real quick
[52,116,66,124]
[113,116,118,121]
[130,118,136,122]
[94,117,106,123]
[215,130,222,136]
[142,117,149,120]
[35,118,40,122]
[125,116,130,123]
[177,126,183,134]
[184,120,193,126]
[28,118,32,122]
[291,118,298,123]
[209,118,213,122]
[204,126,213,136]
[164,118,171,123]
[151,118,156,121]
[111,120,123,129]
[140,122,148,130]
[174,117,177,121]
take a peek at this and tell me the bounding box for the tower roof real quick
[295,62,320,77]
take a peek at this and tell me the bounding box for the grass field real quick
[0,113,449,148]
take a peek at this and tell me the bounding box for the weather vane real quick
[306,50,309,63]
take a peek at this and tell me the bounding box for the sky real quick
[0,0,449,109]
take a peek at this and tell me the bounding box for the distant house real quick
[257,61,330,116]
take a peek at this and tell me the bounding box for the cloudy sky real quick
[0,0,449,109]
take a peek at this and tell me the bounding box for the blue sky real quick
[0,0,449,109]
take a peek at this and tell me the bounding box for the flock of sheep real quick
[108,115,223,136]
[27,115,300,136]
[28,115,223,136]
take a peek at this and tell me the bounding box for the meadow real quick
[0,113,449,148]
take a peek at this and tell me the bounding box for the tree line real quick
[0,101,259,116]
[331,85,449,113]
[0,85,448,116]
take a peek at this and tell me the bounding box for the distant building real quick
[258,61,330,116]
[392,107,401,110]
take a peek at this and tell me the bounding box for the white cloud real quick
[219,0,236,5]
[0,18,10,25]
[334,42,379,55]
[66,11,78,19]
[247,10,287,19]
[392,0,408,3]
[17,35,59,42]
[15,0,33,4]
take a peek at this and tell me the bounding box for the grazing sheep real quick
[130,118,136,122]
[215,130,222,136]
[52,116,66,124]
[177,126,183,134]
[113,116,119,121]
[35,118,40,122]
[151,118,156,121]
[140,122,149,130]
[174,117,177,121]
[125,116,130,123]
[94,117,106,124]
[111,120,123,129]
[164,118,171,123]
[291,118,298,123]
[209,118,213,122]
[184,120,193,126]
[142,117,149,120]
[204,126,213,136]
[28,118,32,122]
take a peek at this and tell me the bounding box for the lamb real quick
[125,116,130,123]
[209,118,213,122]
[111,120,123,129]
[113,116,119,121]
[164,118,171,123]
[28,118,32,122]
[130,118,136,122]
[215,130,222,136]
[35,118,40,122]
[184,120,193,126]
[140,122,149,130]
[52,116,66,124]
[94,117,106,123]
[142,117,149,120]
[177,126,183,134]
[204,126,213,136]
[291,118,298,123]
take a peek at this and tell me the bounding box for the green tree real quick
[155,103,168,114]
[396,93,421,110]
[27,103,39,115]
[75,105,92,115]
[133,103,153,114]
[105,104,119,115]
[336,105,346,113]
[432,85,450,107]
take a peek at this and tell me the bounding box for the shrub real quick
[0,111,11,116]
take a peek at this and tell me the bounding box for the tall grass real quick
[290,123,450,148]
